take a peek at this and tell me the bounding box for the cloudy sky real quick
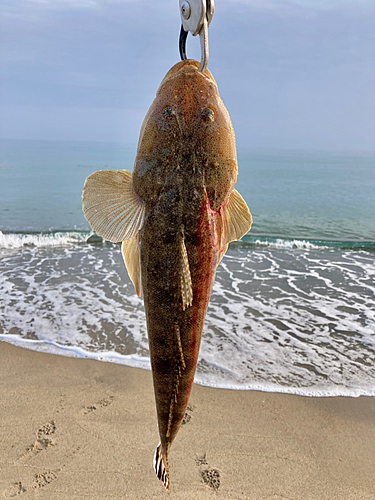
[1,0,374,150]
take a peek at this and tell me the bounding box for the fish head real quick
[133,60,238,211]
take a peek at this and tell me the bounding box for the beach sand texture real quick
[1,341,374,499]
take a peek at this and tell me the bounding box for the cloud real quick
[24,0,135,5]
[223,0,374,10]
[288,0,373,9]
[0,0,138,24]
[0,104,145,143]
[1,0,374,150]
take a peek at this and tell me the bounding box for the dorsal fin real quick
[82,170,145,243]
[121,236,141,297]
[174,324,186,370]
[179,237,193,311]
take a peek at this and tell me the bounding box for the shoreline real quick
[1,336,373,398]
[1,340,374,499]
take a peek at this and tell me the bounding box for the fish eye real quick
[202,107,215,123]
[162,106,174,120]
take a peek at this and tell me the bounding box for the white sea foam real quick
[0,230,88,249]
[0,243,149,358]
[197,245,375,395]
[1,334,373,397]
[1,241,374,397]
[0,334,151,370]
[252,238,325,250]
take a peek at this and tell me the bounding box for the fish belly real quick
[140,189,218,452]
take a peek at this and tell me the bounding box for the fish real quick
[82,59,252,491]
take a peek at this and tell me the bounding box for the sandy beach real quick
[1,340,374,499]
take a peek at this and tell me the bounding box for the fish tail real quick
[153,442,170,491]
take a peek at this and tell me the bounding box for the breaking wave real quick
[1,230,374,253]
[0,230,89,249]
[1,236,374,397]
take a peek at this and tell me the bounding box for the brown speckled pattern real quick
[133,59,240,485]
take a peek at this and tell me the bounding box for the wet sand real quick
[1,340,374,499]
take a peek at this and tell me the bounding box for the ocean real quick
[1,138,374,397]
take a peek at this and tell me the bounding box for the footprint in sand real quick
[54,394,66,414]
[37,421,56,439]
[195,453,208,466]
[5,470,59,496]
[5,422,58,496]
[200,468,221,491]
[33,470,58,489]
[195,453,221,491]
[3,482,26,498]
[7,420,85,496]
[82,395,115,414]
[182,404,194,425]
[18,421,56,461]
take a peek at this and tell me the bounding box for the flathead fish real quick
[82,59,252,490]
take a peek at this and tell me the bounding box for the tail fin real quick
[153,443,169,491]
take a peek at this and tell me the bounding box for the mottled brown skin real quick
[132,60,238,471]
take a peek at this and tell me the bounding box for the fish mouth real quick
[159,59,216,88]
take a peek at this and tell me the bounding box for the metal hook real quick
[198,17,208,72]
[179,25,188,61]
[178,0,214,72]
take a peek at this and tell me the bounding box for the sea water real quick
[1,139,374,396]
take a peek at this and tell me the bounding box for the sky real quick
[1,0,375,151]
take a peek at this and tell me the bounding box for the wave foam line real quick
[1,335,374,398]
[0,334,151,370]
[239,235,375,251]
[254,238,322,250]
[0,231,89,249]
[193,376,375,398]
[2,231,374,252]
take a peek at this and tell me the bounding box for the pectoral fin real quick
[82,170,145,243]
[121,236,141,297]
[218,190,252,263]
